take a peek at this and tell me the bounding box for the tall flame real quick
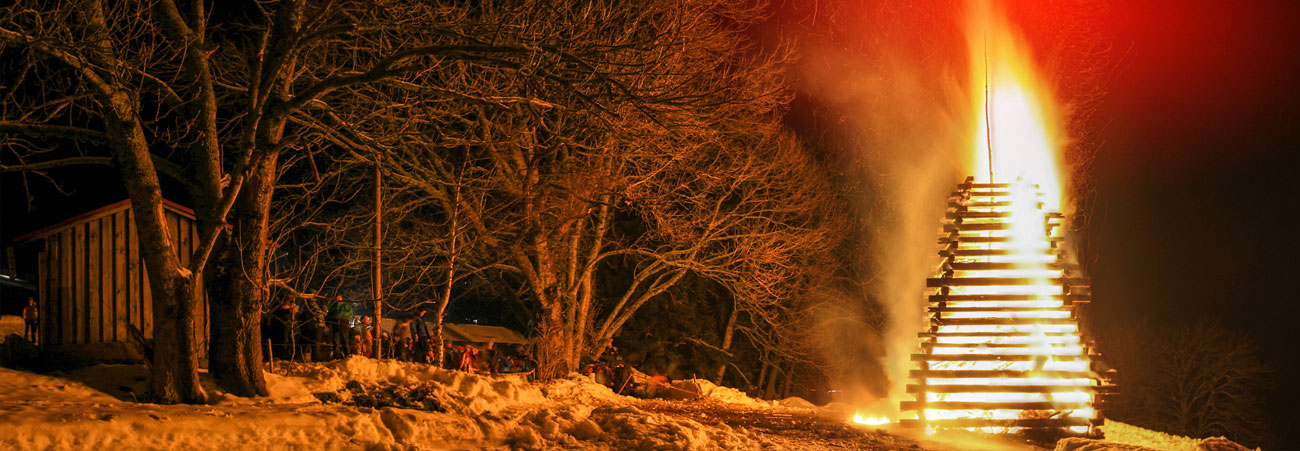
[896,1,1097,436]
[968,1,1064,210]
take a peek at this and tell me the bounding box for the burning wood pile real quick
[900,176,1111,436]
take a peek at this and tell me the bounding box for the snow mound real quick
[1099,420,1202,451]
[539,372,626,404]
[697,379,771,406]
[665,376,785,410]
[280,357,767,449]
[1055,437,1161,451]
[777,396,816,409]
[0,357,774,450]
[1057,420,1254,451]
[280,355,549,416]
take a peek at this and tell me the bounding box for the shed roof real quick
[15,199,196,243]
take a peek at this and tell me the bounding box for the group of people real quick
[261,296,534,378]
[442,341,534,377]
[262,296,358,361]
[582,340,634,393]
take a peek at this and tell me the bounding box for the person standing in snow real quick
[328,296,353,359]
[356,316,374,358]
[507,345,535,380]
[22,297,38,343]
[442,343,459,369]
[380,331,393,359]
[393,318,413,361]
[599,339,622,367]
[459,345,478,372]
[412,307,432,364]
[267,296,296,359]
[483,341,499,375]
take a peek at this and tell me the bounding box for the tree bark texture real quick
[372,164,384,359]
[433,184,459,367]
[114,122,207,403]
[209,153,277,397]
[715,304,739,384]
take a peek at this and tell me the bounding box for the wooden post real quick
[372,163,383,359]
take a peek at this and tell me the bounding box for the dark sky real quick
[1085,0,1300,445]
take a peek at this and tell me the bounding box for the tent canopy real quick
[379,319,529,345]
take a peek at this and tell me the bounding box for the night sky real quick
[1086,0,1300,445]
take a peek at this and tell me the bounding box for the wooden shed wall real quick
[35,204,208,355]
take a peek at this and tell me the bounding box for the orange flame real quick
[968,1,1065,209]
[853,413,891,427]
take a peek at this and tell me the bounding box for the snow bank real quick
[693,379,774,407]
[539,372,624,404]
[1056,420,1253,451]
[280,356,549,416]
[0,357,766,450]
[668,377,817,410]
[0,364,485,450]
[1099,420,1202,451]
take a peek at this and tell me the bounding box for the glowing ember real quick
[897,1,1103,437]
[853,413,891,426]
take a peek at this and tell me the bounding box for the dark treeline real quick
[0,0,867,404]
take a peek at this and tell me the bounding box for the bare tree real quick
[311,0,810,379]
[0,0,266,403]
[0,0,553,398]
[1100,319,1271,447]
[3,0,842,399]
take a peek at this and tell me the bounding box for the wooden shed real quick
[16,199,209,358]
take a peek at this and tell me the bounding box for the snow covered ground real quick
[0,353,1255,450]
[0,356,772,450]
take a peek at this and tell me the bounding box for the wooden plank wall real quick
[36,205,208,355]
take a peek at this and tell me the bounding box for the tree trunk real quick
[715,302,739,384]
[372,164,383,359]
[209,153,276,397]
[106,90,206,404]
[535,297,571,379]
[781,364,794,399]
[433,183,459,367]
[431,259,453,367]
[764,365,780,400]
[208,278,266,396]
[519,217,576,380]
[147,271,207,404]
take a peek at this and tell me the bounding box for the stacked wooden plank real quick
[900,177,1111,436]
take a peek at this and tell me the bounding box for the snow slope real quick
[0,355,1253,450]
[0,357,768,450]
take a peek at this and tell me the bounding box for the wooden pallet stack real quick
[900,176,1111,436]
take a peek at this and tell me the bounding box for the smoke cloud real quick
[786,2,975,415]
